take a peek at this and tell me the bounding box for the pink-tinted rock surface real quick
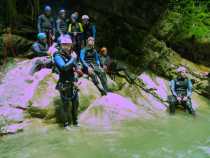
[0,58,52,109]
[79,93,151,128]
[0,106,24,122]
[0,59,208,134]
[0,121,30,135]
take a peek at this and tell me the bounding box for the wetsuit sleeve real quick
[56,19,63,36]
[32,43,48,57]
[80,49,89,69]
[37,16,42,33]
[105,56,111,66]
[170,80,177,97]
[187,79,193,98]
[95,52,100,66]
[92,25,96,39]
[52,18,56,35]
[54,54,76,71]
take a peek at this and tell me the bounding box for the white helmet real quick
[59,9,66,15]
[82,15,89,20]
[58,35,72,44]
[176,66,187,73]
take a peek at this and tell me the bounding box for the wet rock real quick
[0,58,52,109]
[138,72,170,102]
[28,77,102,119]
[0,106,24,123]
[79,93,151,128]
[77,78,101,112]
[0,121,30,135]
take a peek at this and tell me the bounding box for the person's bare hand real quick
[71,52,77,59]
[183,96,188,101]
[88,67,94,75]
[48,43,57,56]
[74,81,81,91]
[103,65,108,72]
[177,96,182,102]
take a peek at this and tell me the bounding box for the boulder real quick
[79,93,151,128]
[0,106,24,123]
[0,121,30,135]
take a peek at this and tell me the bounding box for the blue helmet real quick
[44,5,52,12]
[37,32,47,40]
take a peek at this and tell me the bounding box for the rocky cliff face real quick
[2,0,209,67]
[80,0,168,63]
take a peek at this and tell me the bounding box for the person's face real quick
[74,12,79,18]
[61,43,72,54]
[60,12,66,19]
[40,38,47,44]
[87,39,95,48]
[71,17,76,23]
[82,19,89,24]
[178,71,187,78]
[45,10,51,16]
[101,49,107,56]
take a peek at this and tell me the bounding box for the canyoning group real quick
[30,5,197,129]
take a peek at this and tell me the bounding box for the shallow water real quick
[1,107,210,158]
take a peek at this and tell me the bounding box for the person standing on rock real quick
[99,47,134,83]
[56,9,69,38]
[168,66,195,115]
[81,15,96,46]
[80,37,108,95]
[37,5,55,46]
[53,35,80,128]
[68,12,84,56]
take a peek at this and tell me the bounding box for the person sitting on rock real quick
[168,66,195,115]
[81,15,96,46]
[53,35,80,128]
[68,12,84,56]
[30,33,57,75]
[32,32,50,57]
[80,37,108,95]
[37,5,55,46]
[99,47,134,83]
[56,9,69,38]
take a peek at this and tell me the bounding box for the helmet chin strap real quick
[88,45,94,49]
[60,48,69,55]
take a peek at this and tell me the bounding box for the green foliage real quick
[27,105,48,119]
[167,0,210,40]
[1,0,40,28]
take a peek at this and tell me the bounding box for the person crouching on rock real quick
[53,35,80,128]
[30,32,57,75]
[168,66,195,115]
[99,47,134,83]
